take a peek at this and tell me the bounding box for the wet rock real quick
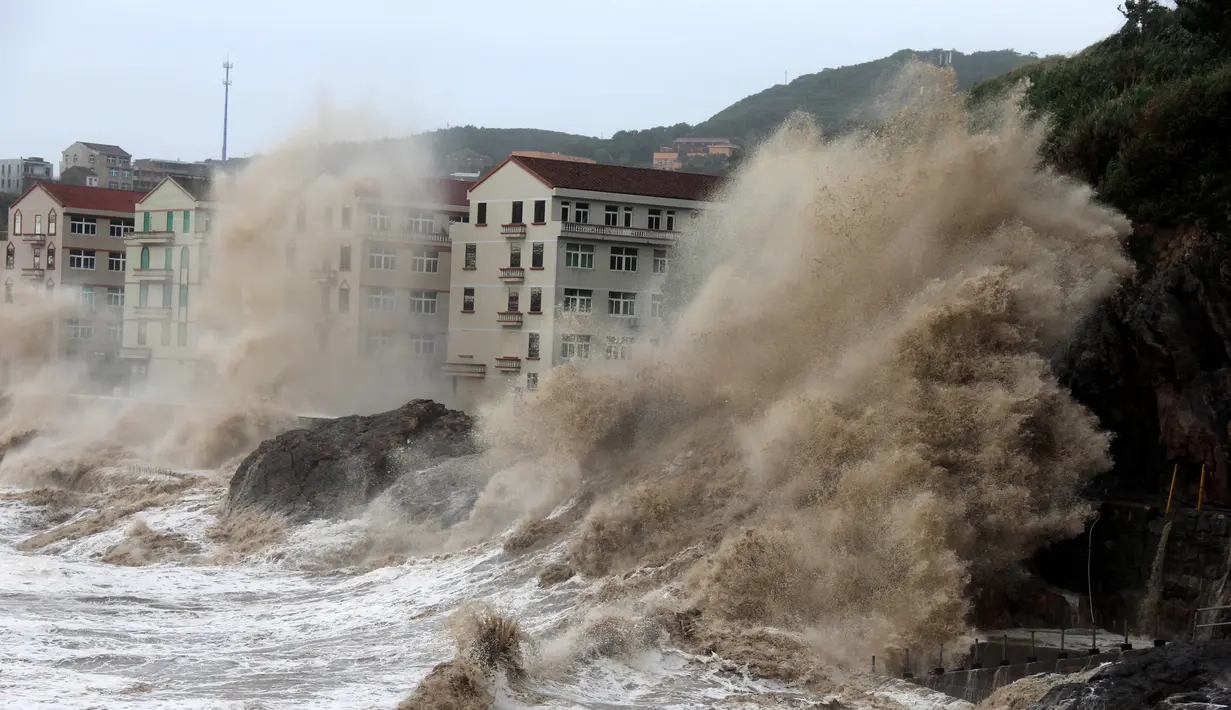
[1027,640,1231,709]
[225,399,478,521]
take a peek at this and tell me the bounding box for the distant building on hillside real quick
[672,137,735,156]
[445,149,494,179]
[60,142,132,189]
[131,158,212,193]
[510,151,596,164]
[652,147,682,172]
[60,166,100,187]
[0,157,53,194]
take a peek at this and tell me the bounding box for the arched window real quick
[13,211,21,236]
[180,247,190,270]
[47,210,56,236]
[46,244,55,270]
[140,246,150,270]
[338,281,351,313]
[339,242,351,271]
[180,284,188,309]
[4,278,11,304]
[341,203,353,228]
[5,243,13,269]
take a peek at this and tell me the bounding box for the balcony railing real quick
[20,268,44,280]
[134,305,171,318]
[126,231,175,245]
[310,268,337,283]
[498,267,524,281]
[119,346,152,359]
[495,357,522,372]
[362,227,451,243]
[442,362,486,377]
[560,222,679,242]
[18,233,46,243]
[133,268,171,281]
[501,223,527,238]
[496,311,523,326]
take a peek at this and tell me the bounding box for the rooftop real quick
[34,183,144,213]
[167,176,214,202]
[483,155,725,202]
[79,142,131,157]
[354,178,473,207]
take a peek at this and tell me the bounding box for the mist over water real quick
[0,65,1136,708]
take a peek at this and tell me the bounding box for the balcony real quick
[133,268,171,281]
[560,222,679,243]
[496,311,523,326]
[126,231,175,245]
[310,268,337,283]
[119,346,152,360]
[362,228,451,244]
[134,305,171,318]
[18,233,46,244]
[498,267,524,282]
[494,356,522,372]
[442,362,486,377]
[501,223,526,238]
[20,268,44,281]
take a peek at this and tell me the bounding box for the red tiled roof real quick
[37,183,144,213]
[479,155,724,202]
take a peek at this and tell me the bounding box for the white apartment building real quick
[0,157,53,194]
[120,174,471,413]
[444,155,724,412]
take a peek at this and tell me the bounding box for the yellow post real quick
[1166,463,1178,514]
[1198,464,1207,511]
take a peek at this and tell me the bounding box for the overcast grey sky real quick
[2,0,1124,166]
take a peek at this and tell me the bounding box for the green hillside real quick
[422,48,1044,173]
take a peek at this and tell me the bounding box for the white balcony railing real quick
[560,222,679,242]
[501,224,527,238]
[498,267,524,281]
[496,311,523,326]
[495,357,522,372]
[442,362,486,377]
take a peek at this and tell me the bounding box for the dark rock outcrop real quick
[1028,641,1231,709]
[225,399,478,521]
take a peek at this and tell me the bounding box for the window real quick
[139,246,150,269]
[166,211,174,231]
[338,285,350,313]
[107,324,121,343]
[13,211,20,235]
[608,291,636,317]
[161,320,170,346]
[409,335,436,357]
[367,245,396,270]
[648,209,662,230]
[138,283,149,306]
[476,202,487,224]
[365,286,395,311]
[528,332,540,359]
[164,247,173,270]
[339,243,351,271]
[162,283,172,307]
[179,284,188,308]
[366,206,391,231]
[137,321,147,345]
[35,214,42,235]
[531,242,544,268]
[533,200,546,223]
[183,211,191,233]
[106,287,123,307]
[529,287,542,313]
[32,247,40,270]
[70,216,97,235]
[561,333,591,359]
[464,243,476,269]
[509,244,521,268]
[563,288,593,313]
[462,287,475,312]
[526,372,539,391]
[178,322,188,346]
[604,205,619,226]
[623,206,633,228]
[507,288,520,312]
[411,249,439,273]
[77,286,95,308]
[46,245,55,270]
[565,243,593,269]
[110,219,134,238]
[651,293,665,318]
[408,212,435,234]
[574,202,590,224]
[341,204,353,228]
[605,336,635,360]
[48,210,57,235]
[142,212,151,232]
[666,210,676,231]
[67,319,92,340]
[511,201,523,224]
[410,290,438,314]
[109,167,119,177]
[108,251,125,271]
[4,244,12,269]
[365,330,393,355]
[180,247,189,270]
[68,249,96,270]
[560,201,570,223]
[295,207,306,231]
[653,249,669,274]
[610,246,638,272]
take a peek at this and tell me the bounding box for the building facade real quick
[4,183,142,387]
[60,142,132,190]
[0,157,53,194]
[131,158,212,194]
[443,155,723,412]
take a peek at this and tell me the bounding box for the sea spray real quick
[398,602,526,710]
[475,64,1134,670]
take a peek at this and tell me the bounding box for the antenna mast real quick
[221,60,234,161]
